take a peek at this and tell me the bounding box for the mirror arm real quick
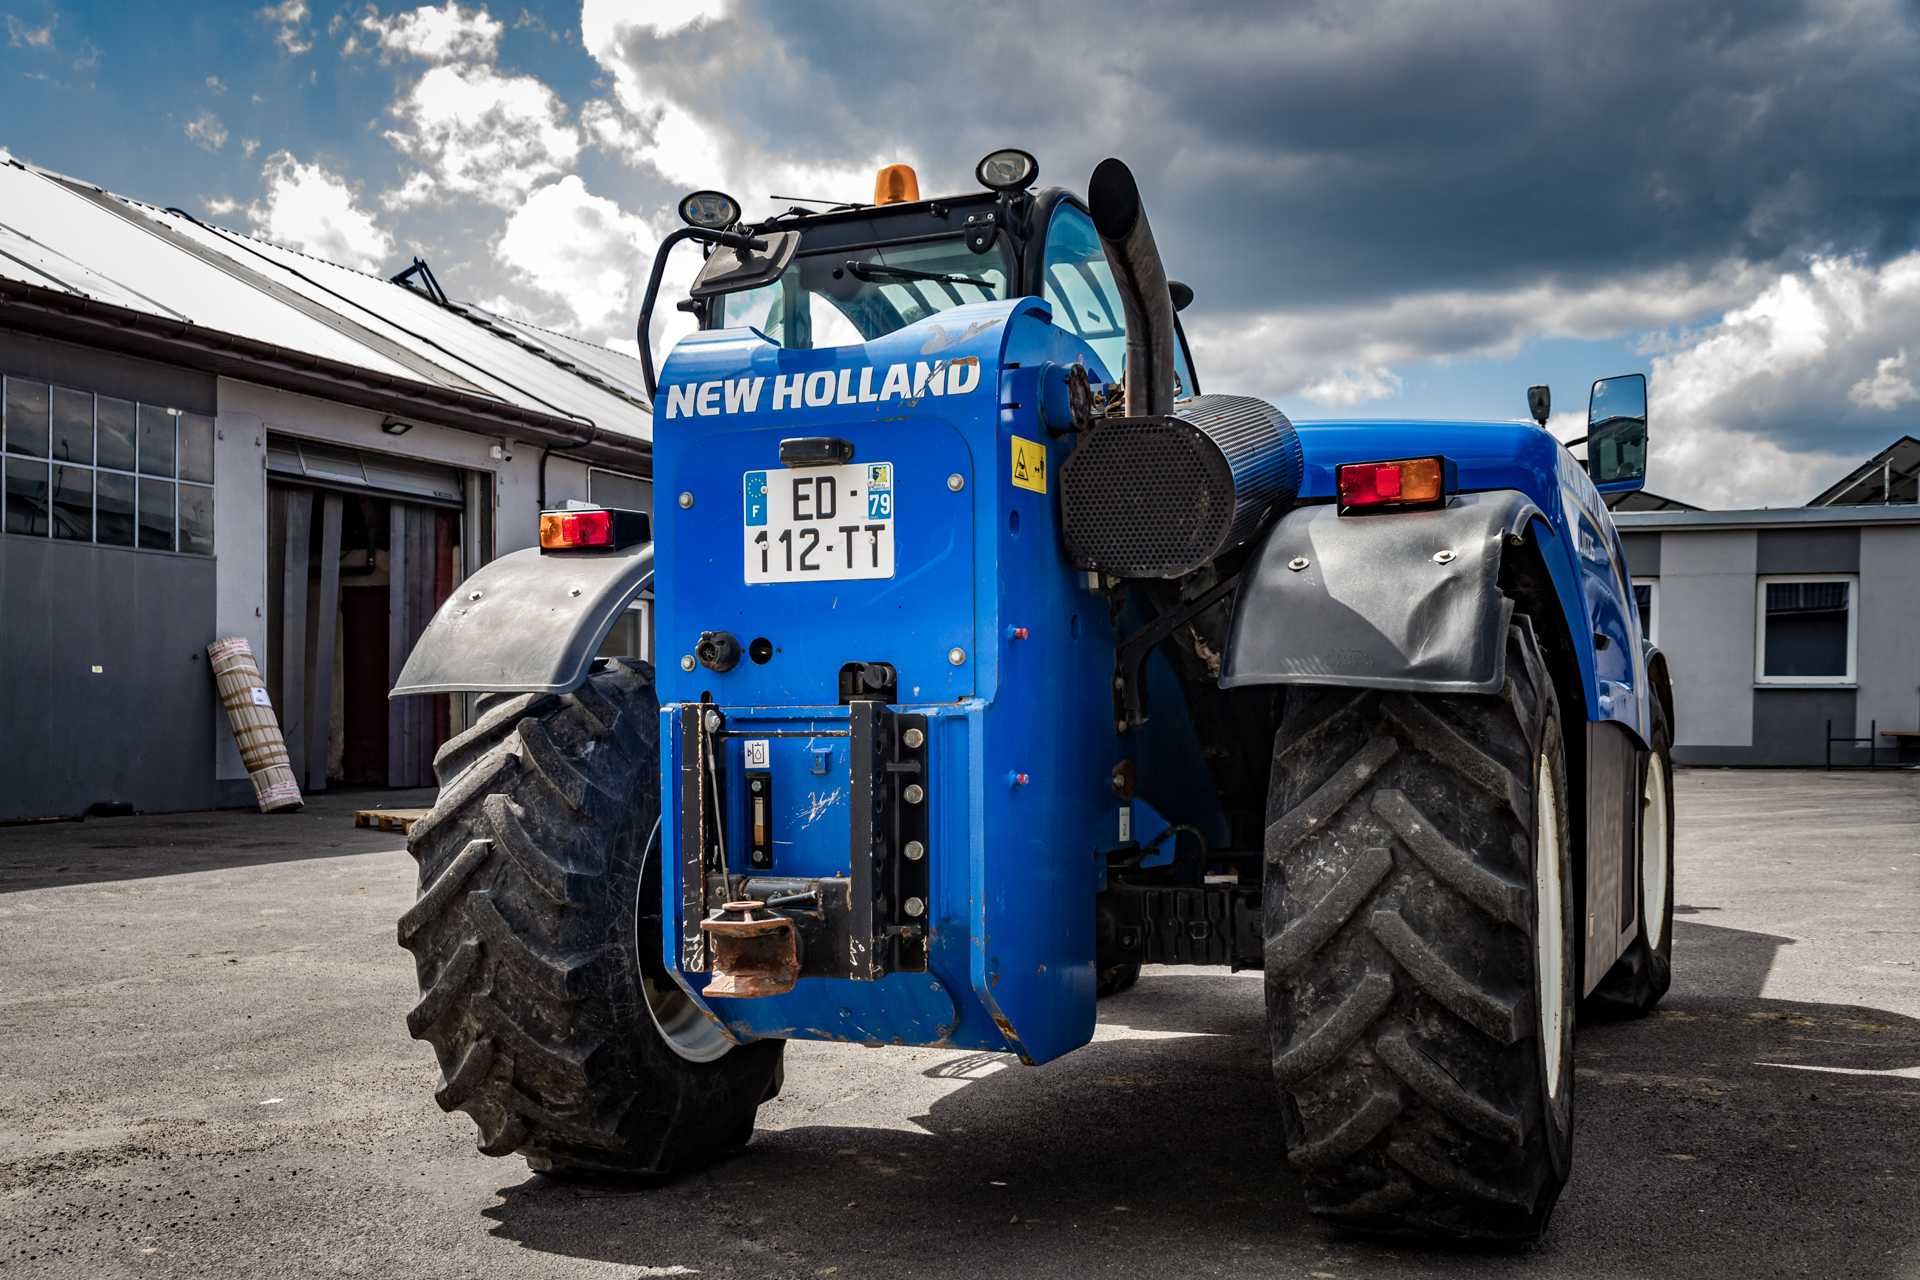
[636,225,770,400]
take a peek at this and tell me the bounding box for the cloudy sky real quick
[4,0,1919,506]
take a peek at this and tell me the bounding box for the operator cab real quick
[637,148,1199,400]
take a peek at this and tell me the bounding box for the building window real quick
[587,466,651,515]
[1755,574,1856,685]
[586,468,652,663]
[1632,578,1658,646]
[0,375,214,555]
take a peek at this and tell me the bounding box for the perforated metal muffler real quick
[1059,394,1303,578]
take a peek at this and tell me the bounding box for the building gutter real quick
[1614,506,1920,532]
[0,276,652,472]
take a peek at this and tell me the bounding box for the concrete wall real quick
[1856,526,1920,741]
[1644,521,1918,766]
[1657,530,1757,751]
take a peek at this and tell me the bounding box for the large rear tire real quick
[1262,618,1575,1241]
[398,660,783,1176]
[1585,690,1674,1015]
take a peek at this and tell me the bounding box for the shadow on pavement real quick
[480,918,1920,1279]
[0,787,435,892]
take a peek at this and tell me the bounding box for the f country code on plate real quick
[743,462,895,584]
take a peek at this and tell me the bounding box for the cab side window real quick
[1040,204,1196,397]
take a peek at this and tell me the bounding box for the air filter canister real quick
[1059,394,1303,578]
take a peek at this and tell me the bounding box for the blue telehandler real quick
[393,152,1675,1241]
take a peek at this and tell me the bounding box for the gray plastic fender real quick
[1222,492,1543,696]
[390,542,653,697]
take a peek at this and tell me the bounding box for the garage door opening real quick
[266,436,488,792]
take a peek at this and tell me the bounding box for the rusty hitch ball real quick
[699,899,801,998]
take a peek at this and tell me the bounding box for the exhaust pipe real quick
[1087,158,1176,418]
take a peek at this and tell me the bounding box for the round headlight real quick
[975,148,1038,192]
[678,189,741,229]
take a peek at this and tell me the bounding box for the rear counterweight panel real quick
[651,302,1128,1063]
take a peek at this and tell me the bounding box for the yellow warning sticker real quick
[1010,434,1048,494]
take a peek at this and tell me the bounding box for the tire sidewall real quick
[633,818,741,1065]
[1531,703,1577,1181]
[1641,702,1676,966]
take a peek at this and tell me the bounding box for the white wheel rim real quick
[1534,753,1567,1099]
[1642,757,1670,951]
[637,820,734,1064]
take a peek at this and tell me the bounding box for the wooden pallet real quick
[354,808,428,834]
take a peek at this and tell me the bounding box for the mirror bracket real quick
[636,226,799,398]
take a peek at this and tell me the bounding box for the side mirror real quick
[1168,279,1195,312]
[689,229,800,299]
[1587,373,1648,491]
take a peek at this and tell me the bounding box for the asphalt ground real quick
[2,770,1917,1279]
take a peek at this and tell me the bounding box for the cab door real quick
[1031,197,1199,395]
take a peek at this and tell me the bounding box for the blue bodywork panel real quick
[649,302,1649,1062]
[653,299,1124,1063]
[1288,419,1650,741]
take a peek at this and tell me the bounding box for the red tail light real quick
[539,508,615,550]
[1337,457,1445,511]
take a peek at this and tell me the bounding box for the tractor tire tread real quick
[399,660,782,1175]
[1262,618,1571,1241]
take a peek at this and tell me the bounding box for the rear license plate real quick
[742,462,895,584]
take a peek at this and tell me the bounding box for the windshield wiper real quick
[844,260,992,289]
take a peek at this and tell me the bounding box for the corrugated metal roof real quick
[0,155,652,453]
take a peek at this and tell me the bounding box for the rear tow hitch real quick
[699,899,801,998]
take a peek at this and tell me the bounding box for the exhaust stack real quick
[1087,157,1177,417]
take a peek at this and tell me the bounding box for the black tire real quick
[1096,958,1142,998]
[1585,691,1674,1016]
[1262,618,1576,1242]
[398,659,783,1176]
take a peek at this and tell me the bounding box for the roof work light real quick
[976,148,1038,191]
[678,190,741,229]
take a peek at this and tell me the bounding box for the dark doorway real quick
[267,476,463,793]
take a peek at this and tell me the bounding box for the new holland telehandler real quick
[392,151,1675,1241]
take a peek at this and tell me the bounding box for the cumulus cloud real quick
[496,175,661,336]
[245,151,395,271]
[575,0,1920,321]
[205,74,226,94]
[305,0,1920,504]
[1641,253,1920,507]
[204,195,243,217]
[358,1,502,64]
[1848,351,1918,412]
[258,0,312,55]
[1186,261,1766,409]
[1296,366,1404,407]
[577,0,901,214]
[184,110,229,152]
[383,62,579,207]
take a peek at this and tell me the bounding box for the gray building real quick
[1616,496,1920,767]
[0,154,654,822]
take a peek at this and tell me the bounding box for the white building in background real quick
[1616,437,1920,767]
